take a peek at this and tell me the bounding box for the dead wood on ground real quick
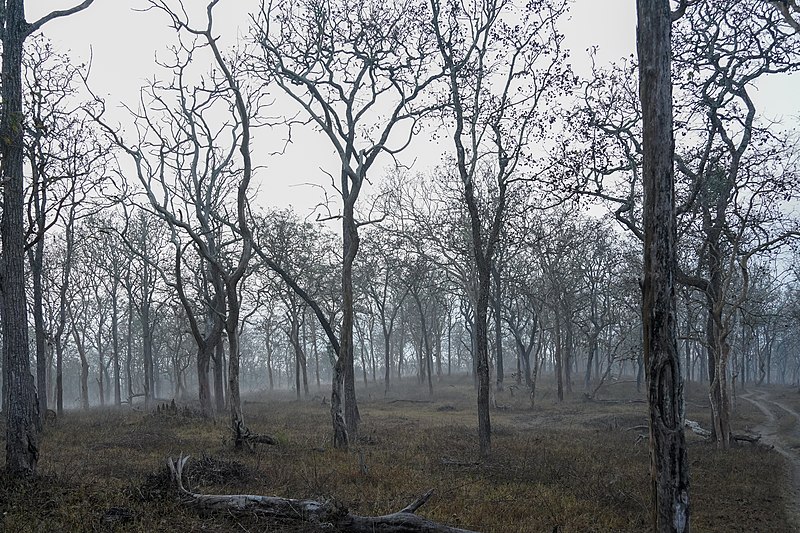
[167,455,478,532]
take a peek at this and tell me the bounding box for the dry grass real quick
[0,376,793,532]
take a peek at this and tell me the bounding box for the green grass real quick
[0,376,793,532]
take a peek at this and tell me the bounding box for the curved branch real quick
[26,0,95,35]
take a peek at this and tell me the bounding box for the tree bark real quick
[213,337,225,412]
[637,0,691,530]
[111,277,122,406]
[492,265,504,392]
[68,311,90,410]
[338,187,361,444]
[2,0,39,476]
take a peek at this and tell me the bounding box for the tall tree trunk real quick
[706,243,731,447]
[227,287,247,449]
[332,180,360,449]
[637,0,690,530]
[564,319,573,395]
[111,279,121,406]
[554,310,564,402]
[69,318,90,410]
[290,312,303,399]
[96,324,105,407]
[301,312,310,394]
[28,233,47,426]
[266,336,274,390]
[197,343,213,418]
[585,331,598,390]
[126,296,134,401]
[492,266,504,392]
[141,302,154,409]
[383,322,392,394]
[213,339,225,412]
[474,280,492,457]
[311,319,320,389]
[2,0,39,475]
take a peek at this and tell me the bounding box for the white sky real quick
[33,0,800,216]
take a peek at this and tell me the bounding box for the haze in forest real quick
[1,1,799,532]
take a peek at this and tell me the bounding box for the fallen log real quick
[582,394,646,404]
[732,433,762,444]
[685,419,711,438]
[684,420,761,444]
[168,455,478,532]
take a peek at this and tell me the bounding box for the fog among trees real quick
[2,1,799,531]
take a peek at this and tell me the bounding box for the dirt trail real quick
[740,389,800,525]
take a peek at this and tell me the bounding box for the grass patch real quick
[0,378,793,532]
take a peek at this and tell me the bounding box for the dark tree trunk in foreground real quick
[2,0,39,475]
[637,0,690,530]
[1,0,94,476]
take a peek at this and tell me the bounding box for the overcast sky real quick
[32,0,800,216]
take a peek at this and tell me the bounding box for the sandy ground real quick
[741,388,800,527]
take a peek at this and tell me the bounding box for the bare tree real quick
[573,0,799,448]
[1,0,95,476]
[637,0,689,530]
[252,0,444,448]
[359,230,411,394]
[769,0,800,32]
[431,0,568,456]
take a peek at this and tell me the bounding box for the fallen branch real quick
[684,419,712,438]
[167,455,478,532]
[684,420,761,444]
[732,433,762,444]
[583,395,646,405]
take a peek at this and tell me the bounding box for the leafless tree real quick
[1,0,95,476]
[251,0,445,448]
[431,0,569,456]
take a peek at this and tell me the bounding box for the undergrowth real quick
[0,377,792,532]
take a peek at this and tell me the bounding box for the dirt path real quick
[741,389,800,525]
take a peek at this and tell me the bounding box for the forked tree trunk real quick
[68,311,91,410]
[637,0,690,531]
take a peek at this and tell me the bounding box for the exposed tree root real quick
[167,455,478,532]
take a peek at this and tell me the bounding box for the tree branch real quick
[26,0,95,35]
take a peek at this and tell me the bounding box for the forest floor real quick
[0,375,796,532]
[740,387,800,526]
